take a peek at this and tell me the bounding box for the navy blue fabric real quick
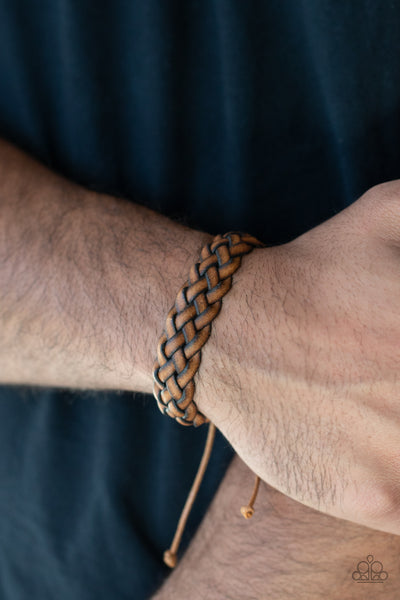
[0,1,400,598]
[0,387,231,599]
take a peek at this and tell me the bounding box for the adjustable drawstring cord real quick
[241,474,261,518]
[163,422,261,568]
[163,422,216,568]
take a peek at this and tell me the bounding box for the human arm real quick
[0,138,211,392]
[3,136,400,565]
[153,454,400,599]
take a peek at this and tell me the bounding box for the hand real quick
[197,182,400,536]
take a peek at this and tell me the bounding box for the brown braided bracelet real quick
[153,231,265,567]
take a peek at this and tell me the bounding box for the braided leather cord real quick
[153,231,264,427]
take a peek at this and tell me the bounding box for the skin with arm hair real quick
[196,183,400,538]
[0,138,211,392]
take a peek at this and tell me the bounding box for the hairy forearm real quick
[0,139,211,392]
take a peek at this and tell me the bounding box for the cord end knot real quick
[163,549,177,568]
[240,505,255,519]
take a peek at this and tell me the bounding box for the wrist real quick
[152,232,265,427]
[194,248,267,427]
[120,211,213,395]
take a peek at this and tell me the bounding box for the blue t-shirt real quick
[0,1,400,598]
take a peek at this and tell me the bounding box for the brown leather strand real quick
[241,475,261,519]
[153,231,264,427]
[152,231,265,567]
[163,422,217,568]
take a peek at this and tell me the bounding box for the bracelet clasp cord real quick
[152,231,264,567]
